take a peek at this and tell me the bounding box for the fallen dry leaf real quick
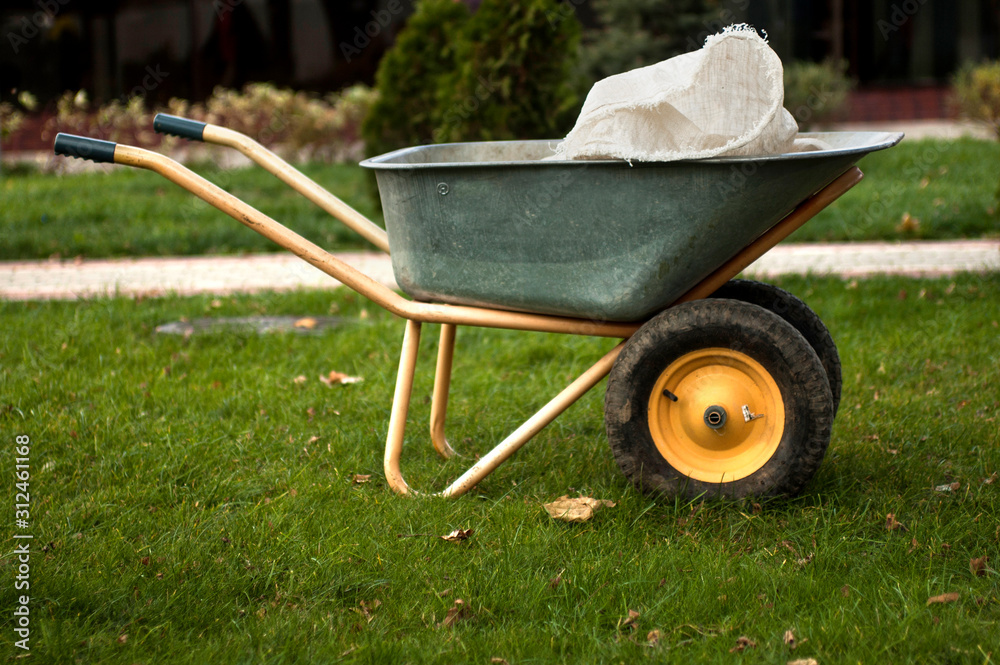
[730,636,757,653]
[885,513,907,532]
[439,599,466,628]
[908,537,919,554]
[840,585,850,597]
[970,557,989,577]
[292,375,307,385]
[117,634,128,645]
[319,370,363,386]
[896,212,920,233]
[982,472,998,485]
[783,629,797,648]
[788,659,818,665]
[548,574,562,589]
[935,481,961,492]
[352,474,371,485]
[646,629,662,646]
[294,317,317,330]
[926,592,959,606]
[617,609,640,631]
[441,528,473,543]
[543,495,616,523]
[358,599,381,623]
[490,659,510,665]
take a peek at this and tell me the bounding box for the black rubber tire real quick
[605,299,834,500]
[710,279,842,415]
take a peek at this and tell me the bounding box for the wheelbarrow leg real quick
[430,323,458,459]
[385,319,422,496]
[382,318,627,497]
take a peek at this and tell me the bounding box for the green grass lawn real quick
[1,274,998,663]
[1,137,998,261]
[0,161,382,260]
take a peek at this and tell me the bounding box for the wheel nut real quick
[704,405,727,429]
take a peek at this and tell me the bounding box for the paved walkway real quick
[2,241,997,301]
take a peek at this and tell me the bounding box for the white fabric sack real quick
[554,24,820,162]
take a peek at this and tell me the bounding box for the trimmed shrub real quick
[362,0,581,157]
[952,60,1000,139]
[361,0,471,158]
[434,0,581,143]
[783,59,852,129]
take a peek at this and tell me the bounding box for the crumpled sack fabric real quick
[553,24,825,162]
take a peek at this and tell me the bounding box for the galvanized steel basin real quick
[361,132,902,321]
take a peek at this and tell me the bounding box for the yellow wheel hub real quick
[647,347,784,483]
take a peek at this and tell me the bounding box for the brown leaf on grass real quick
[117,634,128,645]
[885,513,907,532]
[352,474,371,485]
[617,609,640,631]
[357,599,381,623]
[935,481,961,492]
[439,599,466,628]
[441,528,473,543]
[292,375,307,385]
[729,636,757,653]
[926,592,959,606]
[982,472,997,485]
[783,629,797,648]
[908,537,920,554]
[294,317,317,330]
[319,370,363,386]
[548,574,562,589]
[646,629,662,646]
[788,659,819,665]
[543,495,616,523]
[490,659,510,665]
[840,585,850,597]
[970,557,989,577]
[896,212,920,233]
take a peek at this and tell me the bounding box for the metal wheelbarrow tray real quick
[54,119,902,501]
[363,133,901,321]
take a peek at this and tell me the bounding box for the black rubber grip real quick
[54,133,117,163]
[153,114,206,141]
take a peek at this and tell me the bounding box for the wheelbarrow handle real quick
[153,114,206,141]
[150,113,391,254]
[54,133,117,163]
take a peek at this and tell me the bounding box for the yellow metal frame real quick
[103,129,863,498]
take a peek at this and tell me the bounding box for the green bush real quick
[783,59,853,130]
[951,60,1000,139]
[578,0,723,82]
[362,0,581,157]
[361,0,471,158]
[434,0,581,143]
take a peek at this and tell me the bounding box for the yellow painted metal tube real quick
[384,319,422,496]
[111,144,641,339]
[438,342,626,498]
[672,167,864,304]
[199,124,392,254]
[429,323,458,459]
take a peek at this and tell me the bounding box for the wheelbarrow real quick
[53,118,902,499]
